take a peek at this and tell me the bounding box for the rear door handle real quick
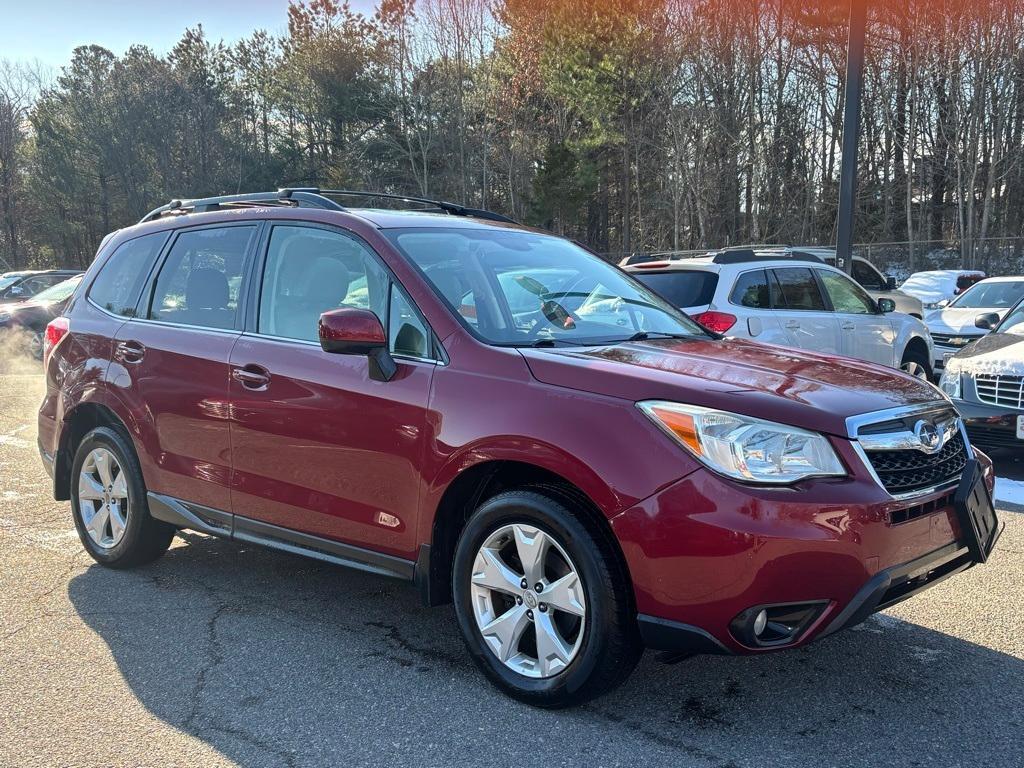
[115,340,146,364]
[840,321,856,331]
[232,365,271,390]
[784,320,800,330]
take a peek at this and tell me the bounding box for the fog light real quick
[753,609,768,637]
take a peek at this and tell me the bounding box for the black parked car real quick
[0,275,82,359]
[0,270,84,305]
[939,296,1024,450]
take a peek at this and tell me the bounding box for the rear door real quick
[816,268,896,366]
[769,267,841,354]
[227,223,436,560]
[113,223,258,514]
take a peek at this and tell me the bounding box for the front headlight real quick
[938,369,961,399]
[0,311,10,324]
[638,401,846,484]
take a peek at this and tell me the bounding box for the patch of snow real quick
[900,270,985,305]
[994,477,1024,508]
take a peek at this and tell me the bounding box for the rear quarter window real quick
[88,232,168,317]
[632,270,718,308]
[729,270,770,308]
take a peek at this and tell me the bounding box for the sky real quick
[0,0,379,70]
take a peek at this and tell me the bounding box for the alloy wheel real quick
[901,360,929,380]
[470,523,586,678]
[77,448,130,549]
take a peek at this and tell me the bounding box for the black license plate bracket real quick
[953,458,1000,564]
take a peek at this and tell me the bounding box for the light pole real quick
[836,0,867,274]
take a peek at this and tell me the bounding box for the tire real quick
[452,488,641,707]
[900,345,933,381]
[27,330,44,361]
[70,426,175,568]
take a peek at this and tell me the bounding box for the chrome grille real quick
[865,432,968,495]
[975,374,1024,410]
[932,333,981,348]
[851,406,969,497]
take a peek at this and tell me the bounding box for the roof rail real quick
[139,188,517,225]
[707,248,824,265]
[139,190,344,223]
[283,188,517,224]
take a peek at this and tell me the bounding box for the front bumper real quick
[951,396,1023,450]
[614,453,994,656]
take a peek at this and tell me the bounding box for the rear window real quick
[89,233,168,317]
[631,270,718,308]
[729,270,769,308]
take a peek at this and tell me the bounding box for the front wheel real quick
[900,346,933,381]
[452,489,641,707]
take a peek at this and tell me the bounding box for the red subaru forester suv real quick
[38,189,1000,706]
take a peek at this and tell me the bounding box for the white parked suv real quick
[626,249,935,379]
[925,275,1024,372]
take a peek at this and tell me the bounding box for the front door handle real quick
[784,320,800,330]
[232,365,271,390]
[115,340,146,364]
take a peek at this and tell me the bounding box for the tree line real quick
[1,0,1023,272]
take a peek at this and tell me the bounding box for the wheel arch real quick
[53,402,134,501]
[417,459,635,609]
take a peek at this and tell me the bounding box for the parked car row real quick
[0,275,83,358]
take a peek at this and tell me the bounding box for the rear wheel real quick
[900,346,932,381]
[27,330,43,361]
[70,427,175,568]
[452,489,641,707]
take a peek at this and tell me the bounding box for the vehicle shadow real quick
[68,531,1024,768]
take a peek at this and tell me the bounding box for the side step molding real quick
[147,492,415,582]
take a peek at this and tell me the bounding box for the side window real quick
[389,284,432,358]
[852,260,884,290]
[89,233,167,317]
[819,270,877,314]
[258,225,388,342]
[771,268,827,311]
[149,226,256,329]
[730,270,769,308]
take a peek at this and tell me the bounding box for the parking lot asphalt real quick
[1,369,1022,768]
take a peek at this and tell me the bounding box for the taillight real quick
[43,317,70,365]
[692,311,737,334]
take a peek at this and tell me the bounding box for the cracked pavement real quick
[1,371,1023,768]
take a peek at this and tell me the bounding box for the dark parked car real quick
[0,275,82,359]
[0,269,84,305]
[38,190,1000,706]
[940,297,1024,451]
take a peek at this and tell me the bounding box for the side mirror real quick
[975,312,1000,331]
[877,298,896,314]
[318,308,396,382]
[885,276,898,291]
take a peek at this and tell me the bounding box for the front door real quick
[114,223,258,513]
[227,223,436,560]
[816,268,896,366]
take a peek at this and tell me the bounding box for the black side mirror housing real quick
[877,298,896,314]
[885,276,898,291]
[975,312,1000,331]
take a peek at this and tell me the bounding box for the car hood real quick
[947,332,1024,377]
[520,337,942,437]
[926,307,1005,335]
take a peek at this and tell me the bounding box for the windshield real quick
[386,228,709,346]
[949,280,1024,309]
[31,276,81,304]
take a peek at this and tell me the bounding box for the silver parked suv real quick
[626,249,935,379]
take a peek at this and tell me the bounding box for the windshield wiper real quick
[624,331,697,342]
